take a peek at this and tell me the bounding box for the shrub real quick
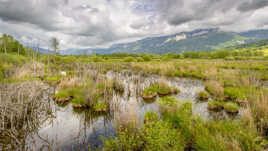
[103,121,185,151]
[142,55,152,62]
[136,57,144,62]
[123,57,136,62]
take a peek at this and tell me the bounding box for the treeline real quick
[183,49,264,59]
[91,49,265,61]
[0,34,26,55]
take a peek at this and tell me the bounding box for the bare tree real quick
[50,37,60,73]
[50,37,59,54]
[2,34,8,54]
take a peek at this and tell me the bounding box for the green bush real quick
[103,121,185,151]
[136,57,144,62]
[123,57,136,62]
[142,55,152,62]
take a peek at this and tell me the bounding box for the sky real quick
[0,0,268,50]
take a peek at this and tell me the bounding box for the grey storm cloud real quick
[0,0,268,49]
[238,0,268,12]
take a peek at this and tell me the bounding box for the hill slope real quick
[58,28,268,55]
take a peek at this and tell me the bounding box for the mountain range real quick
[57,28,268,55]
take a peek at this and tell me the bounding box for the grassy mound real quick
[197,91,210,101]
[142,82,180,100]
[207,101,224,111]
[223,102,240,114]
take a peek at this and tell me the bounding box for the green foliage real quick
[142,55,152,62]
[0,53,28,66]
[144,112,159,124]
[159,96,179,106]
[103,121,185,151]
[0,34,26,55]
[194,120,260,151]
[123,56,136,62]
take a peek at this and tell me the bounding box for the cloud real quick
[238,0,268,12]
[0,0,268,49]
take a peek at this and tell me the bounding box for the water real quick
[25,70,239,150]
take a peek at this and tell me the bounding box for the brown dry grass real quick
[0,81,53,150]
[115,101,139,132]
[249,90,268,135]
[205,80,224,98]
[13,62,45,79]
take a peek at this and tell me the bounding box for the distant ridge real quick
[38,28,268,55]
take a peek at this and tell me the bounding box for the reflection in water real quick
[26,70,239,150]
[26,103,115,150]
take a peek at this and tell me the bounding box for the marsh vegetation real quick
[0,37,268,150]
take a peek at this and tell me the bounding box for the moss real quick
[207,101,224,111]
[223,102,239,114]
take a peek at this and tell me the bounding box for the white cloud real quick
[0,0,268,49]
